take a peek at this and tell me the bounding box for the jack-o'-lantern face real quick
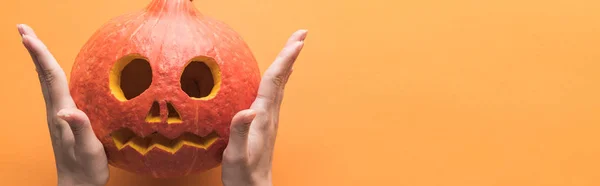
[108,55,222,153]
[69,0,261,178]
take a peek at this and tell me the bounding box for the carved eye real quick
[180,56,221,100]
[110,55,153,101]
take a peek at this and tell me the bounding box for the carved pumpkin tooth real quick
[202,132,220,147]
[111,128,136,149]
[69,0,260,178]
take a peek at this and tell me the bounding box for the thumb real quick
[56,108,101,155]
[57,108,108,183]
[227,109,257,155]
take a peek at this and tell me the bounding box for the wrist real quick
[223,179,272,186]
[58,175,104,186]
[252,171,273,186]
[254,180,272,186]
[222,172,272,186]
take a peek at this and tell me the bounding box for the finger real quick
[52,116,76,158]
[283,29,309,50]
[19,24,75,110]
[279,29,308,71]
[225,109,257,159]
[57,108,102,157]
[17,24,38,38]
[255,30,307,108]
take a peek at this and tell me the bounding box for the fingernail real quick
[301,29,308,40]
[17,24,23,39]
[57,110,71,118]
[248,110,257,118]
[17,24,24,35]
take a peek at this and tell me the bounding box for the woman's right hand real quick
[221,29,308,186]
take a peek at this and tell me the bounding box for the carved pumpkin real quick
[69,0,261,178]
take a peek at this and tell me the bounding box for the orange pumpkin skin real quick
[69,0,260,178]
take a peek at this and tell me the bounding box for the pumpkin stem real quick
[146,0,198,15]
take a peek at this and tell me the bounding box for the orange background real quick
[2,0,600,185]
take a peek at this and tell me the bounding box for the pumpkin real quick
[68,0,261,178]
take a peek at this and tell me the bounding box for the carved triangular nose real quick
[145,101,182,124]
[146,101,161,123]
[167,102,182,124]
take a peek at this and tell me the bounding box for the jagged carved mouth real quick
[110,128,219,155]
